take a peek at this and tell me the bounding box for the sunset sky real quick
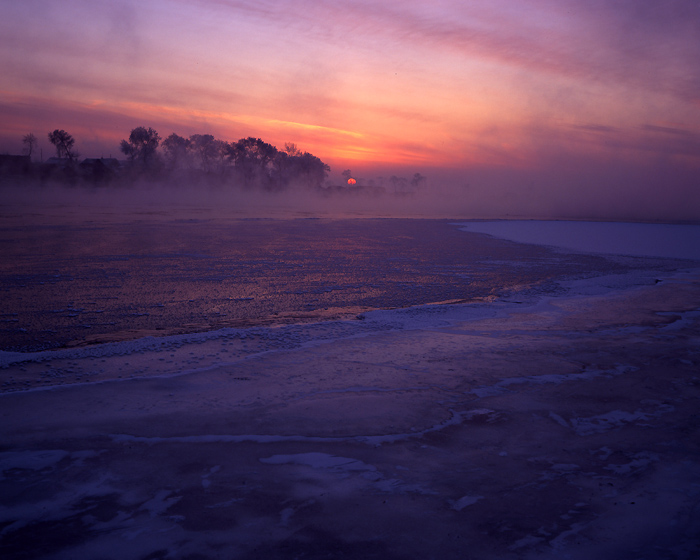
[1,0,699,218]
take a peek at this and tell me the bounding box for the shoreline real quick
[2,260,698,395]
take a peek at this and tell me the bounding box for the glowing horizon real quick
[1,0,699,217]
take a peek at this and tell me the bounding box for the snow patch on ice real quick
[471,364,635,398]
[571,403,674,436]
[260,452,376,472]
[549,412,570,428]
[259,453,435,495]
[658,309,700,331]
[510,534,546,550]
[451,495,483,511]
[0,449,69,478]
[0,472,117,537]
[605,451,659,475]
[139,490,182,518]
[111,409,492,447]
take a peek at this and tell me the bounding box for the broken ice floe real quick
[450,495,483,511]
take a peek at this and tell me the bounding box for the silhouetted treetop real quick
[189,134,223,174]
[284,142,302,157]
[162,133,191,169]
[48,129,78,161]
[120,127,161,167]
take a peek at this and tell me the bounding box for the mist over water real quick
[4,154,699,223]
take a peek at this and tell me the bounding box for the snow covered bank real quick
[458,220,700,260]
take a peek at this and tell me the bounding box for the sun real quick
[347,178,356,185]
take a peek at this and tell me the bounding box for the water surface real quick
[0,218,676,352]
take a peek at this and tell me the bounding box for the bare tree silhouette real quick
[22,133,37,159]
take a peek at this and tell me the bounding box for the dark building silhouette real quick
[79,158,121,182]
[0,155,31,177]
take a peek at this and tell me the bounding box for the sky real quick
[1,0,699,220]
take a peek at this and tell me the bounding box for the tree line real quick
[5,127,330,190]
[119,127,330,190]
[4,127,428,194]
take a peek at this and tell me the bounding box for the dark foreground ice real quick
[1,217,699,559]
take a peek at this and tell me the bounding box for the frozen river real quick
[1,216,699,559]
